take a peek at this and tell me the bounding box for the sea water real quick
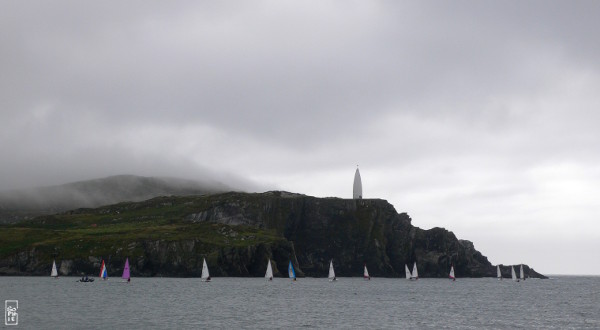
[1,276,598,329]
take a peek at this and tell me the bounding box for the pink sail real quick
[122,258,130,280]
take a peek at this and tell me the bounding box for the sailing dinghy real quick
[405,264,411,280]
[265,260,273,281]
[511,266,519,282]
[122,258,130,283]
[328,260,337,281]
[497,265,502,280]
[51,260,58,279]
[519,264,525,281]
[99,260,108,280]
[449,265,455,281]
[288,261,297,281]
[201,258,211,282]
[363,264,370,280]
[411,262,419,280]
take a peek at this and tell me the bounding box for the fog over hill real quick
[0,175,233,223]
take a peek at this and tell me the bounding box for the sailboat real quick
[519,264,525,281]
[449,265,455,281]
[411,262,419,280]
[511,266,519,282]
[328,260,337,282]
[122,258,130,283]
[99,260,108,280]
[201,258,211,282]
[265,260,273,281]
[51,260,58,279]
[288,261,297,281]
[497,265,502,280]
[405,264,411,280]
[363,263,370,280]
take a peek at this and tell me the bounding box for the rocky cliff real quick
[0,191,546,278]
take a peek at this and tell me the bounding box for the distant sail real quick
[265,260,273,280]
[412,262,419,280]
[511,266,519,282]
[328,260,336,281]
[497,265,502,280]
[405,264,411,280]
[99,260,108,280]
[288,261,296,280]
[363,264,370,280]
[201,258,211,282]
[449,265,455,281]
[121,258,130,281]
[519,264,525,281]
[51,260,58,278]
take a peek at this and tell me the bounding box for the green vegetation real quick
[0,195,282,261]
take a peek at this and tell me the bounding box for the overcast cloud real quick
[2,1,599,275]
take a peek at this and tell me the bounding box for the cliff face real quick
[0,191,546,278]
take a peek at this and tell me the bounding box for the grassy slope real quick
[0,195,282,263]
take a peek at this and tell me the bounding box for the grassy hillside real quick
[0,195,284,275]
[0,175,231,223]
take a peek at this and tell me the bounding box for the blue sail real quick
[288,261,296,279]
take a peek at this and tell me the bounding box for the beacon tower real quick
[353,167,362,199]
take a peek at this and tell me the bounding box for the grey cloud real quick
[1,1,600,273]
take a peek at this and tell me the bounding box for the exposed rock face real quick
[0,191,546,278]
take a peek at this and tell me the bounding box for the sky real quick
[2,1,599,275]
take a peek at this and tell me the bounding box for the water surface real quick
[1,276,598,328]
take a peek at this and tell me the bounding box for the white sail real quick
[328,260,336,281]
[363,264,370,280]
[412,262,419,280]
[519,264,525,281]
[265,260,273,280]
[51,260,58,278]
[201,258,210,281]
[511,266,518,282]
[449,266,455,280]
[405,264,411,279]
[497,265,502,280]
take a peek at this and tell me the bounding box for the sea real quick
[1,276,598,329]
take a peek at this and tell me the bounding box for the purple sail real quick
[122,258,130,280]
